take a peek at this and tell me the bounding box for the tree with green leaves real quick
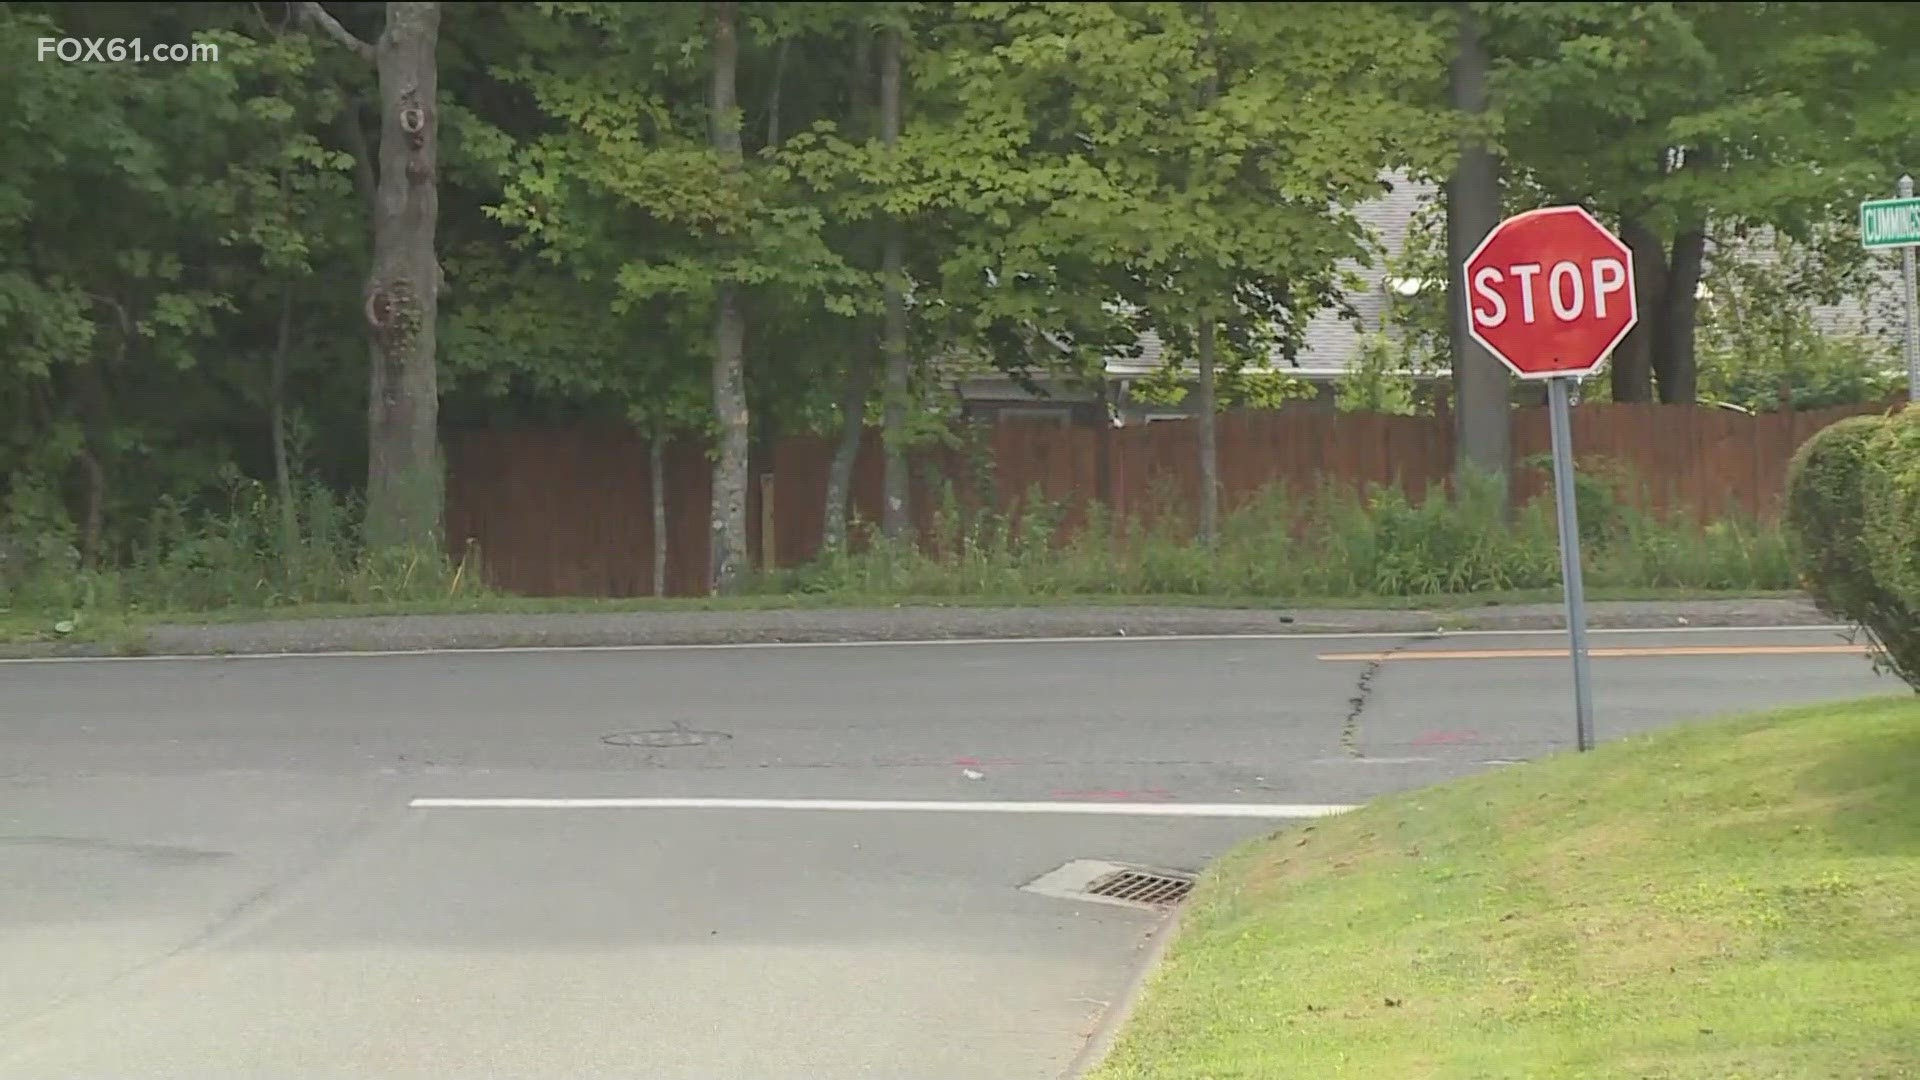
[1,2,368,571]
[1486,1,1920,405]
[1695,224,1903,413]
[898,3,1446,539]
[471,1,865,593]
[16,0,1918,607]
[212,21,365,575]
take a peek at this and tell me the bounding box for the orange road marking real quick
[1317,644,1871,662]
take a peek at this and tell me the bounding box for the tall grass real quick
[770,470,1795,600]
[1,468,485,629]
[2,463,1794,634]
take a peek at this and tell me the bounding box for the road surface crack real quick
[1341,633,1439,759]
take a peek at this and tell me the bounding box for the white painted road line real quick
[407,797,1358,818]
[0,623,1855,665]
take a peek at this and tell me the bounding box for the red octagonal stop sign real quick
[1463,206,1638,380]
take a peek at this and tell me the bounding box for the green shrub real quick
[1787,416,1887,609]
[1862,410,1920,613]
[1786,411,1919,688]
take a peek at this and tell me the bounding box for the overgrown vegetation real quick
[1696,227,1906,414]
[1787,410,1920,688]
[2,453,1798,641]
[5,2,1916,600]
[1,469,484,641]
[1090,696,1920,1079]
[769,467,1794,600]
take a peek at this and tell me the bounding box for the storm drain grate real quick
[1086,868,1195,907]
[1023,860,1197,911]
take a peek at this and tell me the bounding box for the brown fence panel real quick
[445,399,1901,598]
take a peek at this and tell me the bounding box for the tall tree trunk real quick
[76,449,107,570]
[269,289,300,573]
[1194,2,1221,545]
[1445,0,1510,494]
[1195,314,1220,544]
[707,0,751,593]
[823,338,874,553]
[359,2,444,552]
[1654,225,1706,405]
[650,437,667,597]
[1613,217,1666,403]
[72,353,116,570]
[824,28,877,552]
[878,24,912,540]
[764,36,790,149]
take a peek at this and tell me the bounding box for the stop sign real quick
[1462,206,1638,380]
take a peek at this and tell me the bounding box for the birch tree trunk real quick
[1196,313,1220,544]
[824,338,874,553]
[878,24,912,540]
[824,29,878,553]
[706,0,751,593]
[1194,3,1220,545]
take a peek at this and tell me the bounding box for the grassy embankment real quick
[1091,696,1920,1079]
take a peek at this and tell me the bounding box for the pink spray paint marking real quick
[1412,730,1482,747]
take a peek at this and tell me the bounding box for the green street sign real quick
[1860,197,1920,249]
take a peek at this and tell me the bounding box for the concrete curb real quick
[1063,903,1189,1079]
[0,597,1835,661]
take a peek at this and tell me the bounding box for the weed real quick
[766,470,1795,601]
[1,471,483,636]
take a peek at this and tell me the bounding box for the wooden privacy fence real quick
[443,400,1897,598]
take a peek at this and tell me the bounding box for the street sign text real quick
[1860,196,1920,250]
[1470,257,1631,327]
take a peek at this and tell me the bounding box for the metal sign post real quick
[1546,376,1595,752]
[1858,175,1920,403]
[1903,175,1920,404]
[1463,205,1637,754]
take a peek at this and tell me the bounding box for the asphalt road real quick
[0,625,1896,1079]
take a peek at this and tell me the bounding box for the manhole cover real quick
[601,729,732,748]
[1023,859,1197,911]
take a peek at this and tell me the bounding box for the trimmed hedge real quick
[1786,410,1919,689]
[1863,409,1920,612]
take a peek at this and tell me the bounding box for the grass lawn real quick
[1090,696,1920,1080]
[0,586,1801,645]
